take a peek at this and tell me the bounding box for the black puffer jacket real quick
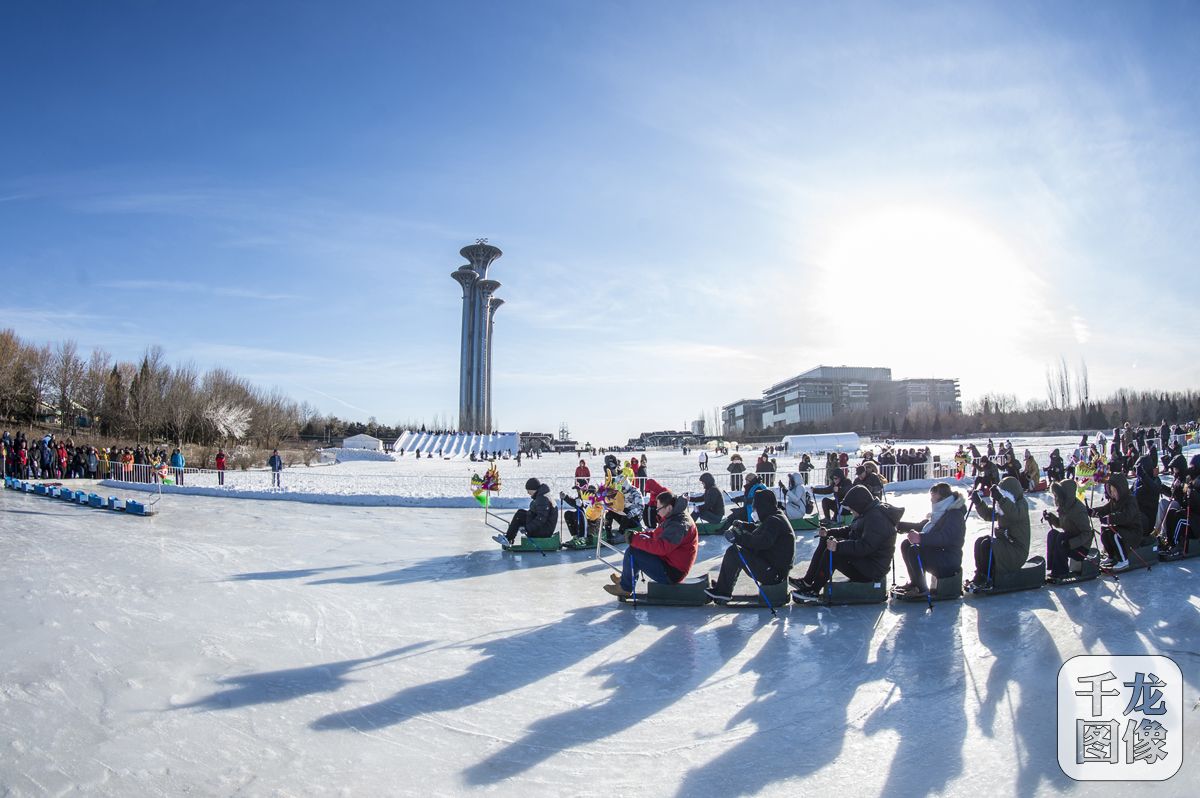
[731,490,795,584]
[828,492,902,580]
[1133,455,1165,534]
[525,483,557,537]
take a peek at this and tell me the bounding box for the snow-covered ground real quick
[2,484,1196,796]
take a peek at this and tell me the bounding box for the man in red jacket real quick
[605,491,698,597]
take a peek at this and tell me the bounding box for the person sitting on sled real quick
[972,455,1001,492]
[493,478,557,547]
[687,472,725,524]
[966,476,1031,590]
[1158,455,1200,556]
[560,485,603,541]
[604,491,698,598]
[705,488,794,603]
[895,482,967,597]
[1087,472,1146,572]
[714,472,768,534]
[1044,479,1096,580]
[781,472,815,521]
[603,474,644,537]
[812,470,851,523]
[789,485,901,597]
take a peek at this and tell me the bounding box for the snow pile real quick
[320,447,396,463]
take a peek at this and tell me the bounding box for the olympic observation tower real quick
[451,240,503,432]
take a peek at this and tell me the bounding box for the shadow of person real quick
[461,608,754,787]
[308,605,637,733]
[304,548,590,588]
[673,606,888,798]
[174,643,430,711]
[971,592,1069,794]
[863,603,966,796]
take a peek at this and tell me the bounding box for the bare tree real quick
[1074,357,1090,409]
[127,347,167,443]
[25,343,54,428]
[77,348,112,432]
[53,340,85,431]
[163,363,200,446]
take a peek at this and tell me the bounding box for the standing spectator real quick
[215,449,227,486]
[574,458,590,488]
[269,449,284,488]
[170,448,186,486]
[698,449,709,472]
[727,454,746,492]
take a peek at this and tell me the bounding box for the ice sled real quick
[618,575,712,607]
[696,521,724,536]
[1046,555,1101,585]
[795,576,889,606]
[35,484,48,495]
[891,569,963,603]
[790,513,822,531]
[76,491,88,505]
[88,494,104,508]
[560,534,598,551]
[503,532,561,552]
[107,497,122,511]
[714,580,791,609]
[58,488,75,501]
[125,500,154,516]
[1109,542,1157,573]
[968,556,1045,595]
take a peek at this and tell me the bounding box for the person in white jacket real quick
[781,472,815,520]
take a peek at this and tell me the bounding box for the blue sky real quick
[2,1,1197,444]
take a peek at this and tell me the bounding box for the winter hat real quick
[1190,455,1200,479]
[842,484,874,515]
[752,487,780,518]
[525,478,541,491]
[699,472,715,488]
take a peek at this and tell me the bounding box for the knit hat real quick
[525,478,541,491]
[842,484,874,515]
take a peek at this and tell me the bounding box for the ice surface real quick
[3,460,1197,795]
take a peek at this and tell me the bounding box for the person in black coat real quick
[495,478,558,546]
[812,470,851,522]
[1089,472,1146,570]
[790,485,902,595]
[705,489,795,601]
[687,472,725,524]
[896,483,967,595]
[1132,454,1166,536]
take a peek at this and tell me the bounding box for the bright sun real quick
[818,205,1038,315]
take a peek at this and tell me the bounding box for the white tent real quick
[341,434,384,451]
[780,432,861,454]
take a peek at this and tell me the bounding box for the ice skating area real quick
[1,477,1197,796]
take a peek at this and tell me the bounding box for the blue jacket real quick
[170,452,185,468]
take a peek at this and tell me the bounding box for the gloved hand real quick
[724,529,737,543]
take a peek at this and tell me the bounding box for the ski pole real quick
[733,542,777,617]
[913,543,934,611]
[985,498,997,586]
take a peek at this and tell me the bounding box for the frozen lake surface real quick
[1,484,1197,796]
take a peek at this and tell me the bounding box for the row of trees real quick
[0,330,311,447]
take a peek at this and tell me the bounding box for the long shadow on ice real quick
[972,592,1070,794]
[863,603,967,796]
[302,550,599,587]
[673,607,887,797]
[309,605,637,732]
[462,609,756,787]
[174,643,430,711]
[228,565,357,581]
